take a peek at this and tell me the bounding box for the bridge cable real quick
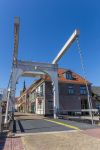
[76,37,94,125]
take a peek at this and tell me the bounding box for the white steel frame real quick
[4,17,80,124]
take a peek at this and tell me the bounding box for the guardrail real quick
[56,109,100,125]
[57,109,98,114]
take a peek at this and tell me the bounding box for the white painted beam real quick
[52,29,80,64]
[13,17,20,66]
[22,71,45,77]
[17,60,58,71]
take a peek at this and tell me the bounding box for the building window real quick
[81,99,88,109]
[80,86,87,95]
[96,104,100,109]
[48,101,53,110]
[0,94,3,100]
[31,92,36,101]
[68,85,74,95]
[40,84,44,96]
[64,72,73,80]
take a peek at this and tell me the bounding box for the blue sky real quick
[0,0,100,96]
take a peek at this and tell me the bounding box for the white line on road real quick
[14,130,80,137]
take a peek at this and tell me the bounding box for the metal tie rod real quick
[52,29,80,64]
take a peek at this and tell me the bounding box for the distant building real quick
[0,88,7,113]
[16,68,95,116]
[92,86,100,109]
[15,97,19,110]
[0,89,3,101]
[0,88,7,101]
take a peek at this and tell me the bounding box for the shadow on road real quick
[13,119,25,133]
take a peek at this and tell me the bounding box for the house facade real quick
[16,68,95,116]
[92,86,100,109]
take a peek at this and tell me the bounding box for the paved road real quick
[13,118,73,134]
[13,113,99,134]
[1,113,100,150]
[52,118,98,130]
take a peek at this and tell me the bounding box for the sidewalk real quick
[14,112,45,120]
[21,130,100,150]
[0,128,100,150]
[83,128,100,139]
[1,112,100,150]
[0,135,24,150]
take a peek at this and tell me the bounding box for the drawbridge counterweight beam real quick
[13,17,20,66]
[52,29,80,64]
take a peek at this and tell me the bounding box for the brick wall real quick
[45,81,95,115]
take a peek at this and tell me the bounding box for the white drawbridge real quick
[4,17,93,124]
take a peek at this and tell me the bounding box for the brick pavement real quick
[82,128,100,139]
[0,128,100,150]
[22,131,100,150]
[0,113,100,150]
[0,136,24,150]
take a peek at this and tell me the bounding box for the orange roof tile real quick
[43,68,90,85]
[19,68,90,97]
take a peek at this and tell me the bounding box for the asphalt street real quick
[13,117,98,134]
[13,118,73,133]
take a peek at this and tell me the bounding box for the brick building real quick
[16,68,95,116]
[92,86,100,109]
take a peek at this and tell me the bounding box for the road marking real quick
[14,130,78,137]
[45,119,80,130]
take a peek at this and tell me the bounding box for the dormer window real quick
[66,73,72,80]
[64,71,73,80]
[58,74,60,77]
